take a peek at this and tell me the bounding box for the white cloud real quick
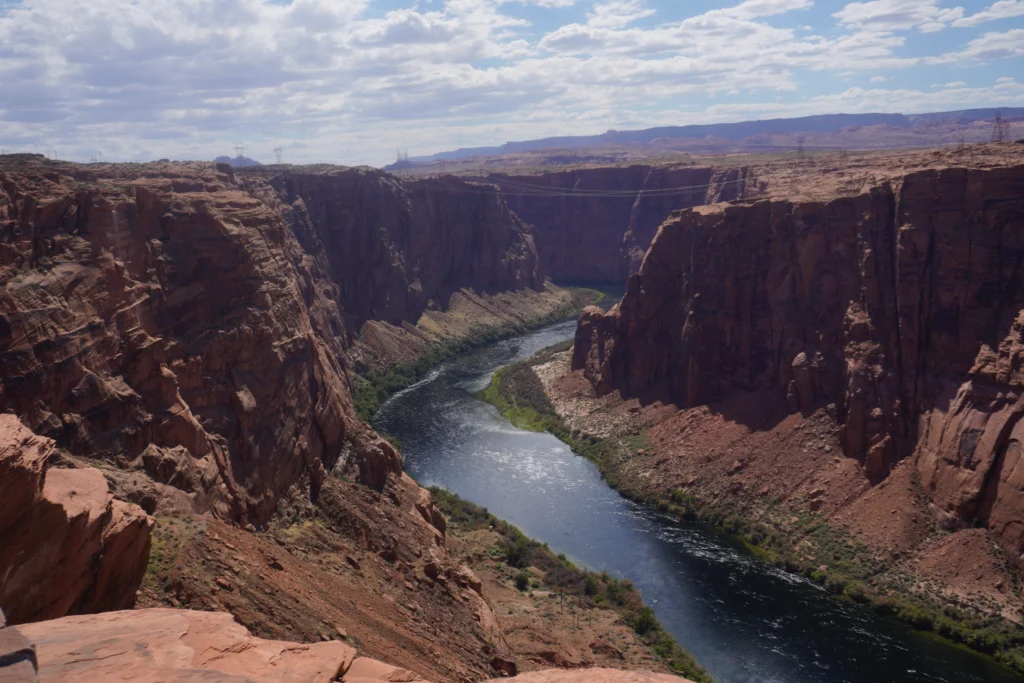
[834,0,965,32]
[953,0,1024,26]
[0,0,1020,166]
[928,28,1024,62]
[715,0,814,19]
[586,1,655,29]
[870,75,888,81]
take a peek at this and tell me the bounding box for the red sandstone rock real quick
[0,415,152,625]
[0,159,543,527]
[343,656,430,682]
[573,165,1024,559]
[18,609,356,683]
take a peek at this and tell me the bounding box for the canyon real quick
[4,143,1024,681]
[0,153,695,683]
[548,155,1024,645]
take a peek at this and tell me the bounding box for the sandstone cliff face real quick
[0,157,543,527]
[0,415,152,625]
[244,169,545,328]
[573,166,1024,560]
[496,165,756,283]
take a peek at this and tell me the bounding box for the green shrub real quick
[514,570,531,592]
[632,607,659,636]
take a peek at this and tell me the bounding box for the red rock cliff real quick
[244,168,546,327]
[573,165,1024,559]
[496,165,756,283]
[0,157,544,527]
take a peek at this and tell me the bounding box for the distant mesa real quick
[215,155,262,167]
[387,107,1024,170]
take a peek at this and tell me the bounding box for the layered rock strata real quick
[0,157,544,527]
[573,165,1024,561]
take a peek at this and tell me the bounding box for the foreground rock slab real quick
[18,609,356,683]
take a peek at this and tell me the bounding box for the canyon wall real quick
[495,165,756,284]
[244,169,545,327]
[0,157,545,528]
[573,166,1024,559]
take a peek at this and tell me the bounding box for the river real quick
[372,319,1020,683]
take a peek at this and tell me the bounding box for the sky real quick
[0,0,1021,166]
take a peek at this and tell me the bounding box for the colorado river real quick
[372,319,1020,683]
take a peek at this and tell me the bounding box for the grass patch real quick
[429,487,713,683]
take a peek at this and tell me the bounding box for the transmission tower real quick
[796,135,806,159]
[273,146,283,164]
[992,112,1011,143]
[234,143,246,159]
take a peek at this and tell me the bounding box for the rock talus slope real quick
[573,165,1024,561]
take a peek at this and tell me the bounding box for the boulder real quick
[342,656,429,682]
[0,416,153,625]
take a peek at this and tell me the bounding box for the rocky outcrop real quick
[7,607,693,683]
[0,157,544,527]
[0,415,152,625]
[496,166,756,283]
[573,166,1024,560]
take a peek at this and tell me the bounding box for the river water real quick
[372,319,1019,683]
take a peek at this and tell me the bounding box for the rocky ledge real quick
[0,608,697,683]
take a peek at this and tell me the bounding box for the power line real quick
[469,175,751,198]
[429,176,754,199]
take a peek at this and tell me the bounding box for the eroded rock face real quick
[245,169,546,328]
[0,415,152,625]
[17,609,356,683]
[573,166,1024,559]
[496,166,756,283]
[0,159,543,526]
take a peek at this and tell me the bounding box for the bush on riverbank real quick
[428,486,713,683]
[478,350,1024,677]
[352,289,604,422]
